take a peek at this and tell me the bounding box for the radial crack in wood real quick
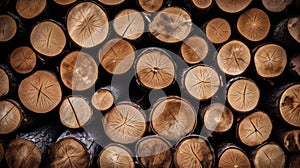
[218,147,251,168]
[253,143,286,168]
[9,46,36,74]
[206,18,231,44]
[180,36,208,64]
[16,0,46,19]
[0,100,22,134]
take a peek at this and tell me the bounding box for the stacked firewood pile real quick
[0,0,300,167]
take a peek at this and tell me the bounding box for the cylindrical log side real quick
[16,0,47,19]
[91,88,114,111]
[0,64,17,98]
[262,0,293,12]
[137,0,164,12]
[205,18,231,44]
[289,155,300,168]
[217,144,251,168]
[9,46,36,74]
[0,14,17,42]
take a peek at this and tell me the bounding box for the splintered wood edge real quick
[238,111,272,146]
[5,138,41,168]
[253,143,286,168]
[18,70,62,113]
[67,2,109,48]
[0,100,23,134]
[174,136,214,168]
[206,18,231,44]
[9,46,36,74]
[59,96,92,129]
[191,0,212,9]
[262,0,293,12]
[30,21,66,57]
[16,0,46,19]
[98,144,134,168]
[203,103,234,133]
[181,36,208,64]
[215,0,252,13]
[227,78,260,112]
[0,142,3,162]
[237,8,270,42]
[98,0,125,6]
[279,84,300,127]
[91,89,114,111]
[0,14,17,42]
[113,9,144,40]
[50,138,89,168]
[138,0,164,12]
[283,130,300,152]
[289,155,300,168]
[99,38,135,74]
[136,136,172,168]
[103,103,147,144]
[288,16,300,43]
[60,51,98,91]
[218,148,251,168]
[291,54,300,76]
[150,96,197,141]
[0,68,10,97]
[184,65,220,100]
[54,0,76,6]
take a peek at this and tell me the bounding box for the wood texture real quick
[262,0,293,12]
[99,0,125,6]
[138,0,164,12]
[215,0,252,13]
[189,0,212,10]
[91,89,114,111]
[16,0,46,19]
[218,146,251,168]
[180,36,208,64]
[282,130,300,153]
[205,18,231,44]
[9,46,36,74]
[53,0,76,6]
[0,14,17,42]
[0,99,23,134]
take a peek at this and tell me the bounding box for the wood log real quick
[91,88,114,111]
[215,0,252,13]
[135,135,173,168]
[9,46,36,74]
[289,155,300,168]
[0,14,17,42]
[187,0,213,10]
[0,141,3,164]
[262,0,293,12]
[138,0,164,12]
[290,53,300,77]
[16,0,46,19]
[0,64,17,98]
[217,144,251,168]
[280,130,300,153]
[53,0,76,6]
[205,18,231,44]
[97,143,134,168]
[99,0,126,6]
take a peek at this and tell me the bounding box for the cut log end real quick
[98,0,125,6]
[237,8,270,42]
[180,36,208,64]
[5,138,41,168]
[253,143,286,168]
[0,100,22,134]
[218,148,251,168]
[53,0,76,6]
[254,44,287,78]
[191,0,213,9]
[136,136,172,168]
[16,0,46,19]
[91,89,114,111]
[0,14,17,42]
[238,111,272,146]
[206,18,231,44]
[215,0,252,13]
[262,0,293,12]
[217,40,251,76]
[60,51,98,91]
[0,68,10,97]
[138,0,163,12]
[18,70,62,113]
[283,130,300,152]
[9,46,36,74]
[184,65,220,100]
[289,155,300,168]
[288,16,300,43]
[150,96,197,141]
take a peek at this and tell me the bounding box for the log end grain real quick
[262,0,293,12]
[9,46,36,74]
[138,0,163,12]
[253,143,286,168]
[206,18,231,44]
[0,14,17,42]
[53,0,76,6]
[180,36,208,64]
[5,138,41,168]
[91,89,114,111]
[288,16,300,43]
[191,0,213,9]
[0,68,10,97]
[0,100,23,134]
[218,148,251,168]
[283,130,300,152]
[215,0,252,13]
[16,0,46,19]
[98,0,125,6]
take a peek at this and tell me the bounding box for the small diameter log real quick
[227,77,260,112]
[98,0,125,6]
[18,70,62,113]
[98,38,135,74]
[180,36,209,64]
[0,99,23,134]
[16,0,46,19]
[0,64,17,98]
[188,0,213,10]
[202,103,234,133]
[252,142,286,168]
[290,54,300,77]
[91,89,114,111]
[103,102,147,144]
[113,9,144,40]
[262,0,293,12]
[205,18,231,44]
[237,111,272,146]
[150,96,197,142]
[217,40,251,76]
[135,135,173,168]
[9,46,36,74]
[138,0,164,12]
[53,0,76,6]
[215,0,252,13]
[149,7,192,43]
[135,48,175,89]
[0,14,17,42]
[49,130,99,168]
[289,155,300,168]
[183,65,220,100]
[67,1,109,48]
[60,51,98,91]
[59,96,92,129]
[282,130,300,152]
[97,143,134,168]
[217,145,251,168]
[237,8,271,42]
[254,44,287,78]
[174,135,214,168]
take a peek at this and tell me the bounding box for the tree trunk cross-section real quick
[9,46,36,74]
[282,130,300,153]
[190,0,213,10]
[53,0,76,6]
[0,100,23,134]
[16,0,46,19]
[215,0,252,13]
[91,89,114,111]
[138,0,164,12]
[0,14,17,42]
[180,36,209,64]
[253,143,286,168]
[262,0,293,12]
[98,0,125,6]
[288,16,300,43]
[0,67,10,97]
[0,142,4,163]
[218,147,251,168]
[205,18,231,44]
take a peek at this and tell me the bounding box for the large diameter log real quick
[205,18,231,44]
[262,0,293,12]
[215,0,252,13]
[0,64,17,98]
[16,0,46,19]
[180,36,209,64]
[91,88,114,111]
[0,14,17,42]
[217,145,251,168]
[138,0,164,12]
[9,46,36,74]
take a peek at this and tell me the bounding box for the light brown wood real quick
[227,78,260,112]
[184,65,220,100]
[215,0,252,13]
[253,143,286,168]
[16,0,46,19]
[113,9,144,40]
[136,48,175,89]
[238,111,272,146]
[203,103,234,133]
[149,7,192,43]
[206,18,231,44]
[136,135,172,168]
[53,0,76,6]
[279,84,300,127]
[59,96,92,129]
[30,21,66,57]
[288,16,300,43]
[0,142,3,163]
[60,51,98,91]
[18,70,62,113]
[0,68,10,97]
[9,46,36,74]
[138,0,163,12]
[97,144,134,168]
[180,36,208,64]
[150,96,197,141]
[5,138,41,168]
[218,147,251,168]
[262,0,293,12]
[237,8,270,42]
[91,89,114,111]
[98,38,135,74]
[0,100,23,134]
[0,14,17,42]
[290,54,300,76]
[103,102,146,144]
[190,0,212,9]
[289,155,300,168]
[98,0,125,6]
[283,130,300,152]
[174,136,214,168]
[67,2,109,48]
[217,40,251,76]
